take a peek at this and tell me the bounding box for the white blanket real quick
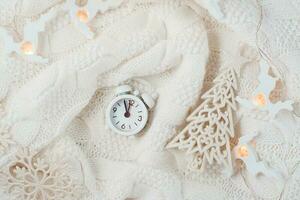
[0,0,299,199]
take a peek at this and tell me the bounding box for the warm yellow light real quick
[238,145,249,158]
[76,9,89,23]
[253,92,267,106]
[20,41,34,55]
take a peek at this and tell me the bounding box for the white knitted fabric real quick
[0,0,299,199]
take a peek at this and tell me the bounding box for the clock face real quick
[106,95,148,136]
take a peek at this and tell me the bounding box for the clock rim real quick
[106,94,148,136]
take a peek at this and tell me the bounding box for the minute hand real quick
[124,100,128,112]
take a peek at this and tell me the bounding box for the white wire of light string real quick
[254,0,286,80]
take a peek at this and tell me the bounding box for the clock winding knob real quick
[115,85,132,96]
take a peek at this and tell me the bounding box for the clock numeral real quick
[129,125,131,129]
[138,116,142,121]
[113,107,117,112]
[134,122,138,126]
[129,99,135,106]
[121,124,125,129]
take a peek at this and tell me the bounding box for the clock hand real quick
[124,100,128,113]
[124,100,130,118]
[128,102,131,112]
[128,100,134,112]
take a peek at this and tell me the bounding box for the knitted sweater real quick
[0,0,299,199]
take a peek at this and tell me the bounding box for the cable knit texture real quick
[0,0,299,199]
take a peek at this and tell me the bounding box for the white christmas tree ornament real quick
[167,67,238,172]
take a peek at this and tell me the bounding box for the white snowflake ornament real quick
[63,0,124,38]
[0,0,125,61]
[237,59,293,119]
[233,132,285,185]
[0,6,58,63]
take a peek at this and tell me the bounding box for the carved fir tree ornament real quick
[167,67,238,172]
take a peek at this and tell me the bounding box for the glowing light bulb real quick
[253,92,267,106]
[76,9,89,23]
[20,41,34,55]
[238,145,249,158]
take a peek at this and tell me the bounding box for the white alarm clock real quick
[106,85,155,136]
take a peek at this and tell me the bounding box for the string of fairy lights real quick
[233,0,293,188]
[0,0,124,62]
